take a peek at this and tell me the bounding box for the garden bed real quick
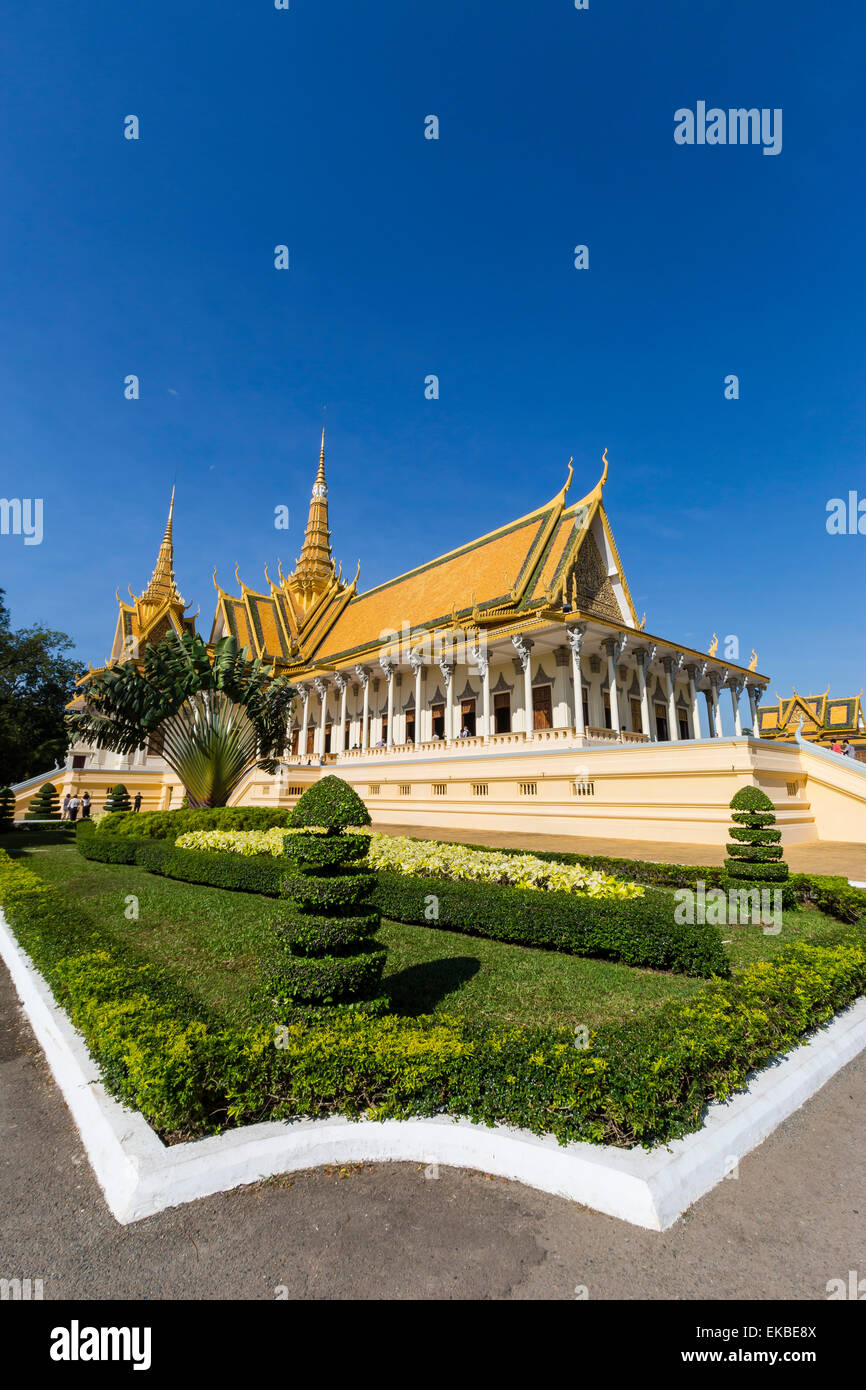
[2,845,865,1158]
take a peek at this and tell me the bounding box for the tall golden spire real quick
[293,430,335,591]
[141,486,185,606]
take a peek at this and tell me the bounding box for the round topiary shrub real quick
[264,777,386,1016]
[0,786,15,832]
[725,786,790,898]
[104,784,132,813]
[24,782,61,820]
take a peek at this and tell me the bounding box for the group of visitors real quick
[61,792,91,821]
[831,739,857,758]
[61,791,143,819]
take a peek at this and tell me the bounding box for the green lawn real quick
[8,842,845,1032]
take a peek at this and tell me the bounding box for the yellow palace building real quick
[21,438,866,846]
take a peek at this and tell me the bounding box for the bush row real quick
[374,871,730,978]
[96,807,296,839]
[86,811,866,928]
[3,849,866,1148]
[78,826,727,976]
[436,838,866,921]
[77,826,288,896]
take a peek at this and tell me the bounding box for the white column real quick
[355,666,370,750]
[709,677,723,738]
[686,666,701,738]
[603,639,621,736]
[335,674,347,753]
[482,662,490,740]
[383,660,395,747]
[730,680,743,736]
[512,635,534,737]
[637,647,654,740]
[314,678,328,756]
[410,652,424,744]
[664,656,680,742]
[440,659,455,741]
[566,625,586,736]
[553,647,569,728]
[301,685,310,754]
[471,638,491,741]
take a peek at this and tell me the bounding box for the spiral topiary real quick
[264,776,387,1017]
[24,782,61,820]
[725,786,790,899]
[0,786,15,832]
[104,784,132,813]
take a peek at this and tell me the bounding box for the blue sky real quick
[1,0,864,710]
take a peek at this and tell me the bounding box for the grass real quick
[7,842,848,1032]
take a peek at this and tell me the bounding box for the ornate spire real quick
[293,430,335,591]
[141,486,185,607]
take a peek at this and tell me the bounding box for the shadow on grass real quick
[384,955,481,1016]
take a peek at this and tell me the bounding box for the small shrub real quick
[724,787,789,895]
[0,787,15,832]
[288,775,372,832]
[264,779,384,1012]
[104,784,133,814]
[24,782,61,820]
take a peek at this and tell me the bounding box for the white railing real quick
[333,726,652,761]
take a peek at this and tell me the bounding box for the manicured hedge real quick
[3,849,865,1149]
[374,871,730,978]
[97,807,296,839]
[77,825,289,896]
[159,846,289,896]
[423,837,866,920]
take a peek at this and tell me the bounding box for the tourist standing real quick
[61,792,71,821]
[133,792,142,812]
[81,791,91,819]
[68,795,80,822]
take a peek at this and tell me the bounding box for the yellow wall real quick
[13,738,866,845]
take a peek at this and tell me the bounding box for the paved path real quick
[372,824,866,878]
[1,960,864,1301]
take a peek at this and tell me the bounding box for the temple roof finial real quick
[140,487,184,607]
[293,429,335,591]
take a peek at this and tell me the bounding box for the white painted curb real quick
[2,906,865,1231]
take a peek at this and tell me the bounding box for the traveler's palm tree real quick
[67,631,296,807]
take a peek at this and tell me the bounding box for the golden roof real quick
[109,488,194,663]
[211,448,640,670]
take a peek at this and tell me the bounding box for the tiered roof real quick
[210,445,640,673]
[109,488,196,663]
[758,690,866,744]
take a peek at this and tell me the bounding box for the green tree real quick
[0,786,15,831]
[67,630,296,808]
[104,784,132,813]
[725,786,790,893]
[265,777,386,1016]
[24,782,61,820]
[0,590,81,785]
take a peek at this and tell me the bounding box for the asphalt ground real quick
[1,958,864,1304]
